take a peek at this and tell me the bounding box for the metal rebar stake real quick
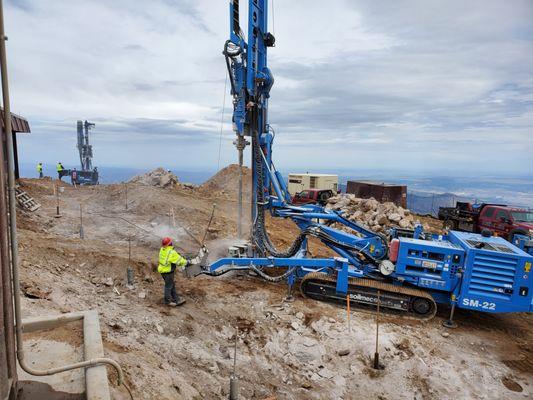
[373,290,381,370]
[346,294,351,333]
[127,238,134,286]
[79,203,84,239]
[229,326,239,400]
[54,184,61,218]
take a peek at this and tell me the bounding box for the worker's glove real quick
[198,245,208,258]
[188,256,200,265]
[187,246,208,266]
[197,245,208,264]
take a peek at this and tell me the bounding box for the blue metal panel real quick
[449,231,533,313]
[394,237,464,294]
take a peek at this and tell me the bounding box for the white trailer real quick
[287,173,338,195]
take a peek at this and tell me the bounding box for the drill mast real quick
[77,120,95,172]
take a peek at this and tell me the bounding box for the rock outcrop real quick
[129,168,179,188]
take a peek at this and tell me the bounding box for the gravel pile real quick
[326,194,427,232]
[129,167,179,188]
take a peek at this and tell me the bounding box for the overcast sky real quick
[5,0,533,175]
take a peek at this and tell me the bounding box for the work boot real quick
[175,298,186,306]
[167,301,177,307]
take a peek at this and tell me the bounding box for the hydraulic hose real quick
[200,263,296,282]
[251,123,304,258]
[223,40,242,96]
[249,264,297,282]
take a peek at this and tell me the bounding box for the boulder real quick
[376,214,388,225]
[362,198,379,212]
[327,195,342,204]
[353,210,364,219]
[399,219,411,229]
[388,213,402,223]
[331,197,350,210]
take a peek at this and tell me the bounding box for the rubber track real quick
[300,272,437,321]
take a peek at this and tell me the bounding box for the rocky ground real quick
[13,166,533,400]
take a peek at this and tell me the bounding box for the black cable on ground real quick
[123,382,134,400]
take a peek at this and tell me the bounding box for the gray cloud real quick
[5,0,533,174]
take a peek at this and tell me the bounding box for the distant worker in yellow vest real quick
[37,162,43,179]
[56,162,64,181]
[158,237,188,306]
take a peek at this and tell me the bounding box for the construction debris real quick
[15,186,41,211]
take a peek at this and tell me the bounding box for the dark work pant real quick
[161,270,178,304]
[39,172,43,178]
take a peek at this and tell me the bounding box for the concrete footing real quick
[21,310,111,400]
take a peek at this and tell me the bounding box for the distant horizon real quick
[18,161,533,179]
[18,162,533,208]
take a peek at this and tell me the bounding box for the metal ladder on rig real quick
[15,185,41,211]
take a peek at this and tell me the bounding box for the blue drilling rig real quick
[187,0,533,325]
[74,120,99,185]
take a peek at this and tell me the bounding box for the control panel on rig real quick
[394,237,464,292]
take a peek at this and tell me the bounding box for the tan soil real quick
[15,167,533,400]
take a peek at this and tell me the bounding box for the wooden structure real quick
[1,108,31,179]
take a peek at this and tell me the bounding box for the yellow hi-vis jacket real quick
[57,163,63,172]
[37,164,42,172]
[158,246,187,274]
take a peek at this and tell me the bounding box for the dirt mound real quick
[19,178,69,196]
[129,167,178,188]
[200,164,251,196]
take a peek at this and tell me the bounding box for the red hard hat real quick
[161,237,172,247]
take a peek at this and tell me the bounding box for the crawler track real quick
[300,272,437,321]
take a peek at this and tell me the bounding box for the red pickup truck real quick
[291,189,334,206]
[438,202,533,241]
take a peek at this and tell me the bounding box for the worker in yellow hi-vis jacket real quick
[56,162,64,180]
[158,237,188,306]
